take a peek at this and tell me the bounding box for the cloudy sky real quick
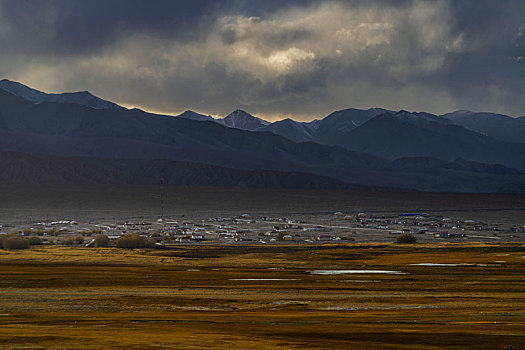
[1,0,524,120]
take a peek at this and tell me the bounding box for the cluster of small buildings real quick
[331,210,519,241]
[1,210,523,246]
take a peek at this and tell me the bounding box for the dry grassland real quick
[0,243,524,349]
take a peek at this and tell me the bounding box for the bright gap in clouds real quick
[0,0,523,120]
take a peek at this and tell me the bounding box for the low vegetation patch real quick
[1,233,30,250]
[60,236,85,246]
[28,236,43,245]
[395,233,417,244]
[94,234,109,247]
[62,237,76,246]
[115,233,155,249]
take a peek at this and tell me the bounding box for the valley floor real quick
[2,184,525,223]
[0,243,524,349]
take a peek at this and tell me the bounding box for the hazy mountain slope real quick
[0,152,366,190]
[254,107,386,145]
[387,157,525,193]
[342,111,525,169]
[257,118,319,143]
[175,110,215,122]
[0,79,121,110]
[391,157,522,176]
[443,110,525,143]
[3,151,524,193]
[0,90,90,135]
[312,108,387,145]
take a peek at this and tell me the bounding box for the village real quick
[1,209,524,248]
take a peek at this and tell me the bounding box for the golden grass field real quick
[0,243,524,349]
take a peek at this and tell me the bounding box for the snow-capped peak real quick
[218,109,270,131]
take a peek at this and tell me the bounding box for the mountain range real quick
[174,106,525,168]
[1,80,524,193]
[0,79,122,110]
[443,110,525,143]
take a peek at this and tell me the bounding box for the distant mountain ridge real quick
[256,118,320,143]
[309,108,387,145]
[175,110,215,122]
[443,110,525,143]
[219,109,270,130]
[176,109,270,131]
[0,79,122,110]
[338,110,525,167]
[1,79,525,193]
[174,106,524,171]
[241,108,525,170]
[0,88,386,180]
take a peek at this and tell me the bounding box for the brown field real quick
[1,243,524,349]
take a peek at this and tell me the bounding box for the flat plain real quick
[1,185,525,349]
[3,184,525,223]
[0,243,524,349]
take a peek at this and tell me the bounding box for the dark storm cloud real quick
[0,0,325,55]
[425,0,525,115]
[1,0,524,119]
[0,0,221,55]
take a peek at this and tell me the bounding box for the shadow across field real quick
[2,184,525,223]
[0,243,524,349]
